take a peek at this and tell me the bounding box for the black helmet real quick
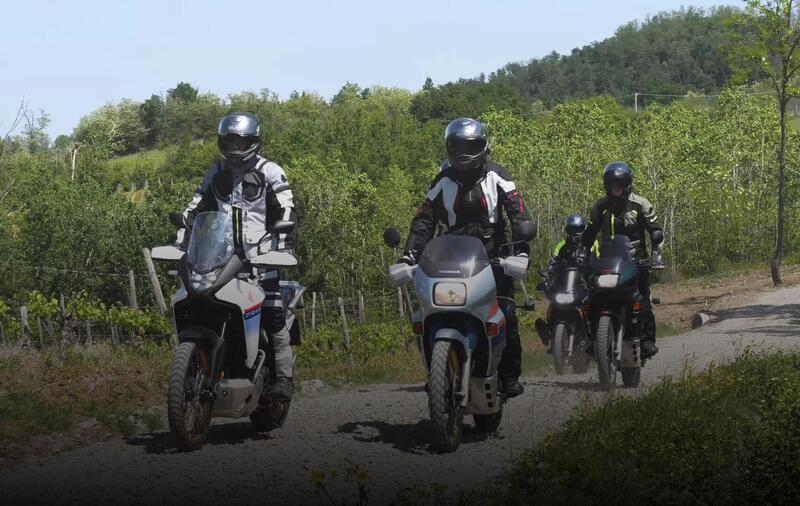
[602,161,633,198]
[445,117,489,172]
[564,214,587,237]
[217,113,261,162]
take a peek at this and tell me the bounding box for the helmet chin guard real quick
[217,113,262,162]
[445,118,489,172]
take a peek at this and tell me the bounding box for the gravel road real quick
[2,285,798,505]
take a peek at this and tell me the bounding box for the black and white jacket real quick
[180,155,297,259]
[405,160,532,259]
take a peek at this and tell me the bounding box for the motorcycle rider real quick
[542,214,590,289]
[175,113,297,400]
[400,117,535,397]
[580,161,665,358]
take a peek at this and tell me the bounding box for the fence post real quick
[37,317,44,348]
[128,269,138,309]
[0,321,5,345]
[142,248,167,313]
[397,287,404,318]
[338,297,354,370]
[85,321,92,343]
[321,293,327,325]
[20,306,30,343]
[311,292,317,333]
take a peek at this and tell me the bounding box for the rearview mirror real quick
[513,221,537,241]
[383,227,401,248]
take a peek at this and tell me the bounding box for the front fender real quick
[432,328,470,361]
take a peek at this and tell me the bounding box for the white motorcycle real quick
[152,211,304,450]
[383,222,536,452]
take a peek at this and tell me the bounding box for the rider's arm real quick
[177,164,219,246]
[404,178,445,257]
[494,166,533,256]
[264,162,297,251]
[581,204,603,250]
[639,196,664,250]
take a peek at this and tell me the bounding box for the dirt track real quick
[1,285,798,506]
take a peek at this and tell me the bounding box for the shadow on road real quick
[126,422,275,454]
[337,419,498,455]
[715,304,800,336]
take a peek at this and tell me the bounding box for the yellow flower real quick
[311,471,323,484]
[356,469,369,483]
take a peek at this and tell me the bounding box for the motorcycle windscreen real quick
[187,212,235,274]
[419,235,489,279]
[595,235,633,275]
[552,268,582,294]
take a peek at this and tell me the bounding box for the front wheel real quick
[595,316,617,391]
[168,342,213,451]
[428,340,464,453]
[621,367,641,388]
[552,323,568,375]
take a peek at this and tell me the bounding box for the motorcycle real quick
[583,234,650,390]
[151,211,304,450]
[534,252,592,375]
[383,222,536,453]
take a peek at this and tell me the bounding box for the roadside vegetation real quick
[470,350,800,505]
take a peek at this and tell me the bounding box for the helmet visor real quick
[219,134,256,156]
[447,137,487,157]
[565,224,585,236]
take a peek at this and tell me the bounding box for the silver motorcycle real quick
[152,211,304,450]
[384,222,536,452]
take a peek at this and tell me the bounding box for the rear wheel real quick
[595,316,617,391]
[473,405,503,433]
[168,342,213,451]
[552,324,568,375]
[428,340,464,453]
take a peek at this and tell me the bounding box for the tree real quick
[729,0,800,284]
[140,94,165,148]
[167,82,198,103]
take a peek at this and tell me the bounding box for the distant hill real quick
[411,7,738,121]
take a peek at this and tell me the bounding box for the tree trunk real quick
[772,98,788,286]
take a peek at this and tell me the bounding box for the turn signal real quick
[486,322,499,337]
[632,302,642,311]
[412,321,423,335]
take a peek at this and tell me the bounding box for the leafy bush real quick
[485,351,800,505]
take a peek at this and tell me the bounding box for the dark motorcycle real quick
[584,234,649,390]
[535,253,592,375]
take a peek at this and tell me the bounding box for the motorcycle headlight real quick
[190,270,218,291]
[554,293,575,304]
[433,282,466,306]
[597,274,619,288]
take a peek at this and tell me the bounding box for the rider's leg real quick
[638,267,658,357]
[260,273,294,400]
[494,267,523,397]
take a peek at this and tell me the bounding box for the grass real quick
[471,349,800,505]
[0,341,171,458]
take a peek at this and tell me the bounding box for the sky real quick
[0,0,741,138]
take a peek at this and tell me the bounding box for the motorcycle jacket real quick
[581,192,663,261]
[180,155,297,259]
[405,160,532,259]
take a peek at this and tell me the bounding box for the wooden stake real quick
[128,269,138,309]
[142,248,167,313]
[311,292,317,333]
